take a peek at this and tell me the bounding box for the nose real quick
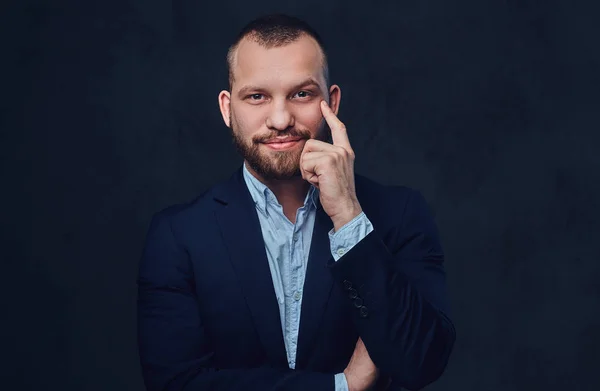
[265,100,295,131]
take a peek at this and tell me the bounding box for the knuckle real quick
[337,146,350,158]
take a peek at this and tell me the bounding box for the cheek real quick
[296,105,324,130]
[233,107,266,133]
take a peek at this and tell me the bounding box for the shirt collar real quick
[242,162,319,214]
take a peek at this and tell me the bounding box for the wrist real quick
[332,202,362,232]
[343,368,361,391]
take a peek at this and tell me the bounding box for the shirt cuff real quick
[328,211,374,261]
[334,372,349,391]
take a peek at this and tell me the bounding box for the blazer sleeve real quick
[137,210,335,391]
[327,188,456,391]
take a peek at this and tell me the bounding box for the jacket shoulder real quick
[354,172,436,230]
[149,171,235,226]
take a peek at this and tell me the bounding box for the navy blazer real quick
[137,165,455,391]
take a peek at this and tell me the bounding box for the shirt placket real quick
[289,206,307,368]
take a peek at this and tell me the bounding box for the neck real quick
[244,161,312,209]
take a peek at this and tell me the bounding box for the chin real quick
[258,163,302,181]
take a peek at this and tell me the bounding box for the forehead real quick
[231,34,325,89]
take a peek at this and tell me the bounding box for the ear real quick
[218,90,232,127]
[327,84,341,116]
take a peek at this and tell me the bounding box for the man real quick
[137,14,455,391]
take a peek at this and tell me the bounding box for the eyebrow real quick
[237,78,322,98]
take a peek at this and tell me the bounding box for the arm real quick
[328,189,456,391]
[137,211,335,391]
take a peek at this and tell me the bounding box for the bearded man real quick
[137,13,455,391]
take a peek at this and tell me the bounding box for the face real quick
[219,34,341,181]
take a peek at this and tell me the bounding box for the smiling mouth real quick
[263,137,303,144]
[262,138,304,150]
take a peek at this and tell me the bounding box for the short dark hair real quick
[226,14,330,90]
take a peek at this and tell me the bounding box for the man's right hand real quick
[343,338,379,391]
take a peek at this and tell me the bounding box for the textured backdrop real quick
[2,0,599,390]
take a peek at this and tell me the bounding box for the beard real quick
[230,113,332,181]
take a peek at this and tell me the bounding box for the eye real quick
[249,93,264,100]
[293,90,312,99]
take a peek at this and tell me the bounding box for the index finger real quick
[320,100,351,149]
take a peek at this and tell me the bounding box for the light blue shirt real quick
[242,162,374,391]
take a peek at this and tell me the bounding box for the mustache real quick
[253,128,311,143]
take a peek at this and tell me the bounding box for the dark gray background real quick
[2,0,599,390]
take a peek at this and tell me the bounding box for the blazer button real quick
[353,297,363,308]
[348,288,358,299]
[343,280,353,290]
[359,306,369,318]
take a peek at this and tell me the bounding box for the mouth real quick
[262,137,305,150]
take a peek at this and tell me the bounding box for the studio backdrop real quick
[2,0,599,390]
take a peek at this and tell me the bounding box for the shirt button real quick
[293,234,299,242]
[337,248,346,256]
[294,291,302,301]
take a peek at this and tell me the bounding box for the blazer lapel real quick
[295,203,336,368]
[212,166,288,367]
